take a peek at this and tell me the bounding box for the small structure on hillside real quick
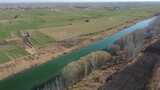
[21,32,33,48]
[20,31,36,55]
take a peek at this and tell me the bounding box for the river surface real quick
[0,17,156,90]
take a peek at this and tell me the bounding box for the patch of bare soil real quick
[100,53,159,90]
[0,19,138,80]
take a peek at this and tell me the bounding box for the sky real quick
[0,0,160,3]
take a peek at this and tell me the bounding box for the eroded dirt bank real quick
[100,53,159,90]
[100,40,160,90]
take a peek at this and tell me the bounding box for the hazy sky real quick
[0,0,159,3]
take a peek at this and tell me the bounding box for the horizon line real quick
[0,1,160,4]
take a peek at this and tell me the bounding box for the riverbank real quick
[0,18,140,80]
[69,34,160,90]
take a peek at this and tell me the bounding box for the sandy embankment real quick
[0,18,138,80]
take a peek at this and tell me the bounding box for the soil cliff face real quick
[100,40,160,90]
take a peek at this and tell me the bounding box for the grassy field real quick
[0,5,159,63]
[30,31,55,47]
[39,9,153,40]
[0,43,28,63]
[0,9,113,39]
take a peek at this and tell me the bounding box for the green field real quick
[0,43,28,63]
[0,5,159,63]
